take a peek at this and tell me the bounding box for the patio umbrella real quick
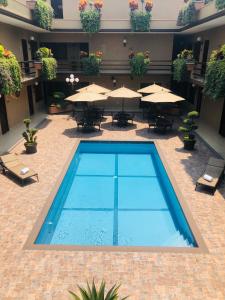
[106,87,141,111]
[141,91,185,103]
[138,83,171,94]
[77,83,111,94]
[65,92,108,103]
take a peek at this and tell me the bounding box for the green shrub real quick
[34,0,54,30]
[0,0,8,6]
[177,2,197,26]
[204,44,225,100]
[130,11,151,32]
[80,9,101,33]
[0,45,21,95]
[81,52,102,75]
[215,0,225,10]
[42,57,57,80]
[179,111,199,141]
[22,119,38,146]
[173,58,188,82]
[69,280,128,300]
[36,47,53,59]
[129,51,150,77]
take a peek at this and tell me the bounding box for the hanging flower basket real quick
[26,0,36,10]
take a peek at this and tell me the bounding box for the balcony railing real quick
[19,61,37,82]
[191,61,206,86]
[57,59,172,75]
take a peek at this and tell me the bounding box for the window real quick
[51,0,63,19]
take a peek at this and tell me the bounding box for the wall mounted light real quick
[30,36,35,41]
[196,36,202,42]
[111,76,117,87]
[34,81,39,86]
[123,38,127,47]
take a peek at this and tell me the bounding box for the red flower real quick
[129,0,138,11]
[79,0,87,11]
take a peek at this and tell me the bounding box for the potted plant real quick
[173,49,194,82]
[193,0,205,10]
[204,44,225,100]
[177,2,197,26]
[129,0,153,32]
[179,111,199,150]
[48,92,67,114]
[0,0,8,6]
[22,119,38,154]
[79,0,103,33]
[69,280,128,300]
[216,0,225,10]
[80,50,103,75]
[181,49,195,71]
[0,44,22,95]
[33,0,54,30]
[35,47,57,80]
[129,50,151,77]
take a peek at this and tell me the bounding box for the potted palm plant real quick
[22,119,38,154]
[69,280,128,300]
[48,92,67,114]
[179,111,199,150]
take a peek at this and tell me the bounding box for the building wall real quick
[39,32,174,61]
[194,26,225,132]
[53,0,184,30]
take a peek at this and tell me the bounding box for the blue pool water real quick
[36,141,197,247]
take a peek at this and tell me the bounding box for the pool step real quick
[164,231,192,247]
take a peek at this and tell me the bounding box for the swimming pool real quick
[34,141,199,248]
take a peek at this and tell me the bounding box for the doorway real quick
[27,86,34,116]
[219,100,225,137]
[21,39,29,74]
[0,95,9,134]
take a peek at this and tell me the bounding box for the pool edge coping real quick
[24,139,209,254]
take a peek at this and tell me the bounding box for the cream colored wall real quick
[5,87,30,128]
[0,22,39,61]
[54,0,184,30]
[39,33,173,61]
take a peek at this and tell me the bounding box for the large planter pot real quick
[186,62,195,71]
[184,139,196,151]
[24,143,37,154]
[26,0,36,10]
[48,105,66,114]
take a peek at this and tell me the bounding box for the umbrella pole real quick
[122,98,124,112]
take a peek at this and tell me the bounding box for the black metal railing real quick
[192,61,207,79]
[19,61,36,78]
[56,59,172,74]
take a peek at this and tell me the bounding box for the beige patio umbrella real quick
[141,91,185,103]
[77,83,111,94]
[138,83,171,94]
[106,87,142,111]
[65,92,108,103]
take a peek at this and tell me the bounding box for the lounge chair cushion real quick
[203,174,213,182]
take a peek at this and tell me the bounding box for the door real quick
[0,95,9,134]
[21,39,29,74]
[201,40,209,76]
[30,40,38,60]
[219,100,225,137]
[196,87,203,114]
[27,86,34,116]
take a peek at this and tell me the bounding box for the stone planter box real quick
[26,0,36,10]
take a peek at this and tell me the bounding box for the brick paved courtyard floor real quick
[0,114,225,300]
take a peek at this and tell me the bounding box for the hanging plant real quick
[177,2,197,26]
[129,0,153,32]
[204,44,225,100]
[35,47,57,80]
[80,50,103,75]
[215,0,225,10]
[173,49,194,82]
[0,44,21,95]
[0,0,8,6]
[34,0,54,30]
[79,0,103,33]
[129,50,150,77]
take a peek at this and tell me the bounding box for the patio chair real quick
[74,113,85,130]
[0,153,39,185]
[195,158,225,195]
